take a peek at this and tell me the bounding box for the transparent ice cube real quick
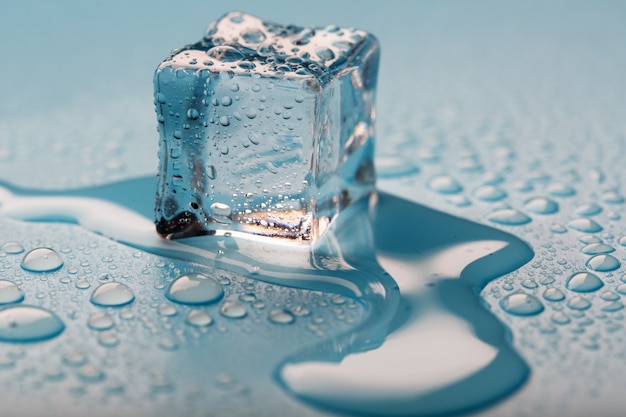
[154,11,379,241]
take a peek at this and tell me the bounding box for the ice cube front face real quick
[154,12,379,241]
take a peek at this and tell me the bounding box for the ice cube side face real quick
[154,12,379,241]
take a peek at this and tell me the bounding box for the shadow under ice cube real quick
[154,11,379,241]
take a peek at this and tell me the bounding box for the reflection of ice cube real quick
[154,11,379,241]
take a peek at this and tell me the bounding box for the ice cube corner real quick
[154,11,379,241]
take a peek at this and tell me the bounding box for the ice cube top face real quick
[154,11,379,242]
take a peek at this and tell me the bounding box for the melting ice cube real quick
[154,11,379,241]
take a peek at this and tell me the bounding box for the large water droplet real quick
[428,175,463,194]
[0,280,24,304]
[0,306,64,342]
[20,248,63,272]
[488,209,531,226]
[166,273,223,305]
[566,272,604,292]
[524,197,558,214]
[586,254,620,272]
[220,300,247,319]
[568,218,602,233]
[90,282,135,307]
[500,292,544,316]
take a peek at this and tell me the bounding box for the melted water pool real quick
[0,176,532,416]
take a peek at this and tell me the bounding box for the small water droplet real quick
[375,156,419,179]
[551,311,570,325]
[0,306,64,342]
[167,273,223,305]
[241,29,266,44]
[157,303,177,317]
[185,309,213,327]
[566,272,604,292]
[78,364,105,383]
[547,183,576,197]
[586,254,620,272]
[0,280,24,304]
[428,175,463,194]
[186,108,200,120]
[158,337,178,351]
[567,296,591,310]
[87,313,115,331]
[206,46,244,62]
[568,218,603,233]
[97,331,120,347]
[474,185,507,202]
[543,287,565,301]
[1,242,24,254]
[90,282,135,307]
[524,197,559,214]
[488,209,531,226]
[601,301,624,312]
[268,309,295,324]
[20,248,63,272]
[220,300,247,319]
[500,292,544,316]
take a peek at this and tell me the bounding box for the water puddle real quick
[0,177,533,416]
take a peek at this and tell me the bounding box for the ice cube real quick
[154,11,379,241]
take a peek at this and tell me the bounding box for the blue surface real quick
[1,1,626,416]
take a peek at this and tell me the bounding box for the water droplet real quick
[524,197,558,214]
[186,108,200,120]
[90,282,135,307]
[550,224,567,234]
[76,279,91,290]
[167,273,223,305]
[241,29,266,44]
[617,284,626,295]
[315,48,335,61]
[0,280,24,304]
[63,349,87,366]
[157,303,177,317]
[219,116,230,126]
[20,248,63,272]
[473,186,507,202]
[521,279,538,289]
[586,254,620,272]
[427,175,463,194]
[601,301,624,312]
[568,218,603,233]
[543,287,565,301]
[158,337,178,351]
[206,46,244,62]
[0,306,64,342]
[551,312,570,325]
[185,309,213,327]
[220,300,247,319]
[221,96,233,106]
[580,243,614,255]
[1,242,24,254]
[98,331,120,347]
[566,272,604,292]
[567,296,591,310]
[573,203,602,216]
[547,183,576,197]
[602,191,624,204]
[500,292,544,316]
[78,364,105,383]
[268,309,295,324]
[375,156,419,179]
[487,209,531,226]
[87,312,115,331]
